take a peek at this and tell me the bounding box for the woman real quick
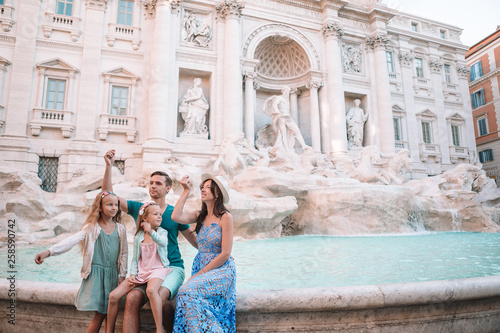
[171,174,236,332]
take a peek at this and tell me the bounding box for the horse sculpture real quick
[334,146,391,185]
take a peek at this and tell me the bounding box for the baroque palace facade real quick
[0,0,475,190]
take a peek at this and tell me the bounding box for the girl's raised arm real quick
[171,175,199,224]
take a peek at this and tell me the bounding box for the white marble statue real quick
[382,148,412,184]
[179,78,209,136]
[346,99,368,149]
[262,86,310,154]
[212,133,248,178]
[182,11,212,47]
[334,146,390,184]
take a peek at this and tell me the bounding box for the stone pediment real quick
[417,109,436,118]
[36,58,79,73]
[102,67,140,80]
[447,112,465,122]
[0,56,11,66]
[392,104,405,113]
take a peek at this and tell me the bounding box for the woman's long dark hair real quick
[195,179,228,233]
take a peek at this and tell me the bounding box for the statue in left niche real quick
[179,78,209,137]
[182,11,213,47]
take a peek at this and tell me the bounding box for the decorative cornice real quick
[102,49,145,60]
[215,0,245,19]
[85,0,107,11]
[36,40,84,52]
[366,33,388,49]
[322,22,343,40]
[468,66,500,87]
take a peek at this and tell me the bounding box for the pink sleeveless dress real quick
[135,241,172,284]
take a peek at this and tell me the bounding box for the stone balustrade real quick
[106,23,142,50]
[97,114,137,142]
[29,108,74,138]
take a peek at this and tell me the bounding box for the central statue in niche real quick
[261,86,310,154]
[179,78,209,137]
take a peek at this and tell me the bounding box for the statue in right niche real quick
[346,99,368,149]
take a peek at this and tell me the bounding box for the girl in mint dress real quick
[35,191,128,333]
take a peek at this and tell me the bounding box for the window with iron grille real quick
[38,157,59,192]
[114,160,125,175]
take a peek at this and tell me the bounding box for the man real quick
[102,149,197,333]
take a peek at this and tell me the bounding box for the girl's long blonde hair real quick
[135,202,159,235]
[80,191,122,249]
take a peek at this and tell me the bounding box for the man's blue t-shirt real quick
[127,200,190,269]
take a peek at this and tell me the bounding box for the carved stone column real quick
[72,0,107,143]
[367,33,395,154]
[457,64,476,153]
[243,71,257,145]
[216,1,245,139]
[290,88,300,124]
[322,22,347,154]
[145,0,179,146]
[429,55,451,165]
[306,81,323,151]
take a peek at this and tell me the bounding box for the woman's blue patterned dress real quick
[173,221,236,332]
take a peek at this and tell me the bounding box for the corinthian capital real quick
[142,0,181,18]
[322,22,343,40]
[429,59,443,73]
[216,0,245,19]
[366,33,389,49]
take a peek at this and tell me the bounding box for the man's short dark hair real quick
[150,171,172,187]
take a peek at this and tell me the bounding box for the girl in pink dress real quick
[107,202,172,333]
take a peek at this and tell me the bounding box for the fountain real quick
[1,137,500,332]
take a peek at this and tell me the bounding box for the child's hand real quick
[180,175,191,190]
[34,250,50,264]
[129,275,136,285]
[141,221,152,234]
[104,149,115,166]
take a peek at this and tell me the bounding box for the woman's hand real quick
[180,175,191,191]
[104,149,115,166]
[34,250,50,264]
[141,221,152,234]
[129,275,137,285]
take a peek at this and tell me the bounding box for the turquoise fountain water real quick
[4,232,500,289]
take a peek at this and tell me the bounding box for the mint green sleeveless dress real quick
[75,225,120,314]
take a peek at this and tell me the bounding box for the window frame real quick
[471,89,486,109]
[386,51,394,73]
[470,61,483,82]
[117,0,134,26]
[56,0,73,16]
[444,64,451,83]
[411,22,418,32]
[421,121,432,144]
[477,116,488,136]
[479,148,493,163]
[415,57,424,78]
[451,124,460,146]
[110,85,129,115]
[45,78,67,110]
